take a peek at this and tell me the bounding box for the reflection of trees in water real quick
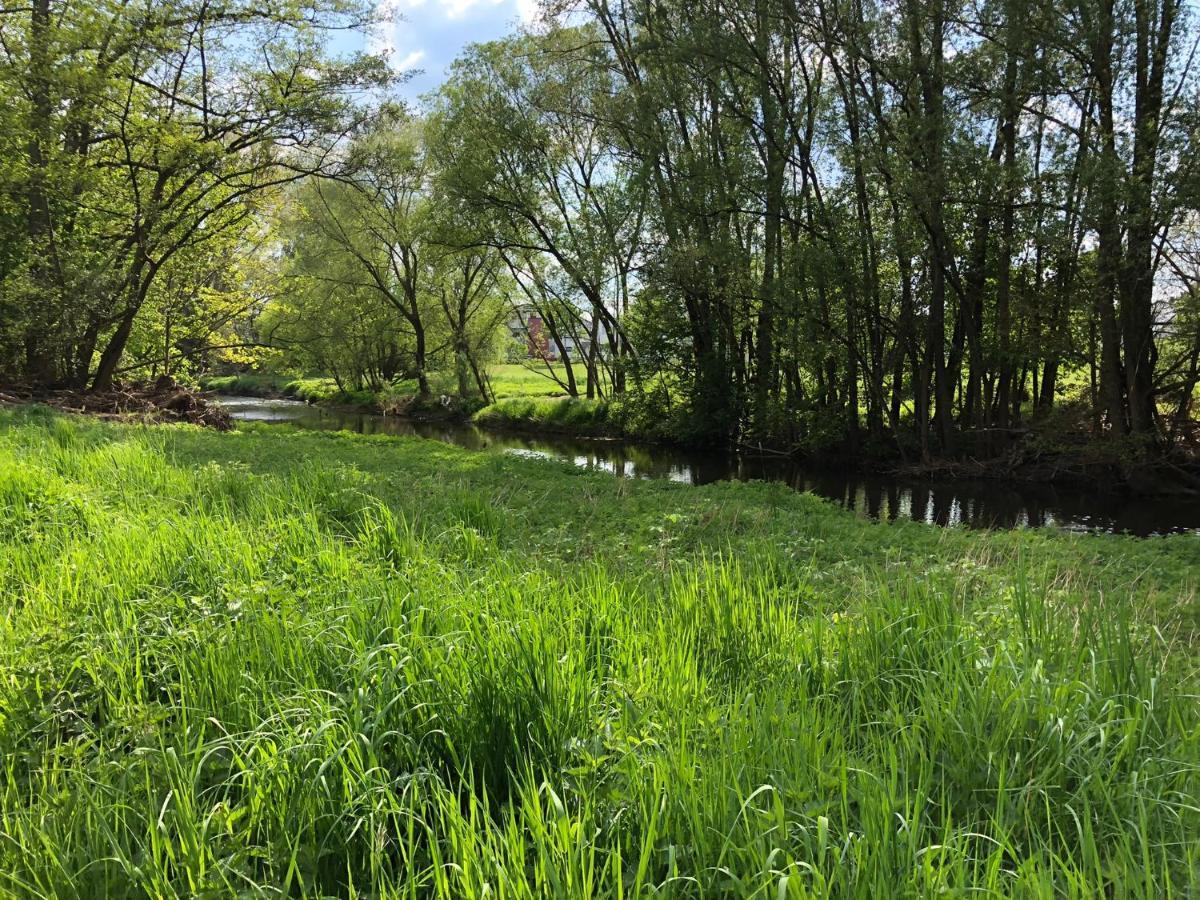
[887,484,901,522]
[910,486,930,524]
[521,439,720,483]
[932,490,954,526]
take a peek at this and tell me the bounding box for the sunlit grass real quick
[200,364,596,410]
[484,362,605,398]
[1,406,1197,897]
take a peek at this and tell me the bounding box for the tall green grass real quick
[1,406,1197,897]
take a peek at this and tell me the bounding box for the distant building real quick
[508,310,548,359]
[507,306,610,362]
[525,315,550,359]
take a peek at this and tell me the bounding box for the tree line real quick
[432,0,1200,457]
[1,0,1198,460]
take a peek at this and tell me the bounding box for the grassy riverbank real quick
[472,395,613,435]
[198,373,400,409]
[1,406,1198,897]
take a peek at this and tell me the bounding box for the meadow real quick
[1,406,1198,897]
[201,364,593,409]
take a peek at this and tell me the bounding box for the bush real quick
[606,382,688,443]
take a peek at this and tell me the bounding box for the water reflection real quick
[217,396,1200,536]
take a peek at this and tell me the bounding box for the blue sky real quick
[365,0,538,104]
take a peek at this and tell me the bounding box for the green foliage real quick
[0,409,1197,896]
[0,0,386,388]
[260,112,510,398]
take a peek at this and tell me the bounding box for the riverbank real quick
[471,394,614,436]
[199,373,394,409]
[214,393,1200,534]
[200,373,1200,497]
[1,406,1197,896]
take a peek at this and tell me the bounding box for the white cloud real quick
[443,0,508,21]
[514,0,539,23]
[367,0,403,57]
[366,0,540,98]
[395,49,427,70]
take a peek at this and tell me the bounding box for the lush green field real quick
[482,363,600,399]
[198,374,396,409]
[201,364,591,409]
[1,407,1198,898]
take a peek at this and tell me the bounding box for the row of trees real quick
[427,0,1200,455]
[2,0,1198,460]
[0,1,576,407]
[262,113,511,401]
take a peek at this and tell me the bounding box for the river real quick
[216,395,1200,536]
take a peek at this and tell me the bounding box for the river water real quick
[216,395,1200,536]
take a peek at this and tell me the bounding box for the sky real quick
[366,0,539,103]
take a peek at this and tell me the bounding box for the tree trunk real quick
[92,308,137,391]
[1092,0,1128,433]
[1120,0,1177,439]
[413,318,430,396]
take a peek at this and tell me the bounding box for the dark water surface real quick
[217,395,1200,536]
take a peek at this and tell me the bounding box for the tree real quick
[0,0,386,388]
[430,25,643,402]
[268,113,509,398]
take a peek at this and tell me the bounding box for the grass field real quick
[201,364,589,408]
[1,406,1198,897]
[481,363,598,398]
